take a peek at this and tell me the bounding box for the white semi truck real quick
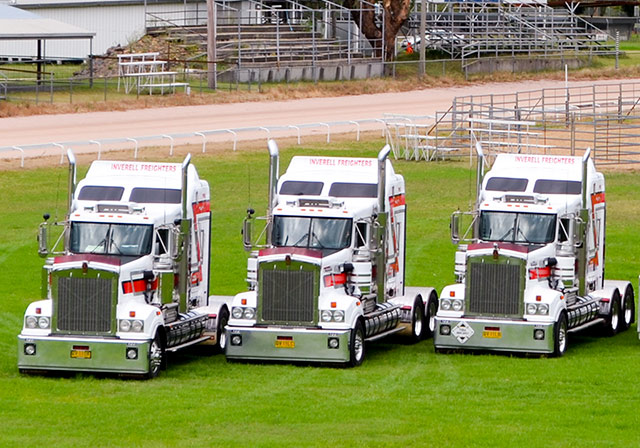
[18,151,230,378]
[434,147,634,356]
[225,140,438,366]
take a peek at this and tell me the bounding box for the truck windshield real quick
[272,216,352,251]
[479,211,556,244]
[70,222,153,256]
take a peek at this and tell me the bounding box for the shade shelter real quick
[0,4,94,81]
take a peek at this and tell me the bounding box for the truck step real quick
[568,317,605,334]
[365,325,404,342]
[165,335,210,353]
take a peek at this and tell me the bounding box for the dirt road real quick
[1,78,639,158]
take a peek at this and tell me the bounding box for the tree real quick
[343,0,412,61]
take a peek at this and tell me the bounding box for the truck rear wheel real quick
[146,333,164,379]
[604,291,621,336]
[348,321,365,367]
[553,313,568,357]
[410,298,426,343]
[620,286,635,332]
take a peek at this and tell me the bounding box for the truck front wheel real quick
[425,294,438,339]
[553,313,568,357]
[146,333,165,379]
[216,307,230,353]
[348,321,365,367]
[410,298,426,343]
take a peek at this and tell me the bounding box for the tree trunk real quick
[344,0,411,61]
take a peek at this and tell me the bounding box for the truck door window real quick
[273,216,352,252]
[480,211,556,244]
[156,228,169,255]
[355,222,368,248]
[558,218,570,243]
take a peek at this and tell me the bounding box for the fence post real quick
[615,30,619,70]
[570,112,575,156]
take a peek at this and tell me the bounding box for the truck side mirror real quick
[169,225,180,260]
[451,212,461,244]
[38,214,50,257]
[573,216,585,248]
[242,208,255,251]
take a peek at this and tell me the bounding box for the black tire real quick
[425,293,438,339]
[604,291,621,336]
[620,285,635,332]
[410,298,426,343]
[216,307,230,353]
[146,333,164,379]
[553,313,568,357]
[347,320,365,367]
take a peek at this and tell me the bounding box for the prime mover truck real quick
[225,141,438,366]
[18,151,230,378]
[434,147,634,356]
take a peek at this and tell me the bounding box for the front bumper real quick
[225,325,351,363]
[18,334,151,375]
[433,317,555,354]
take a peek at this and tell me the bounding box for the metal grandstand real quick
[403,0,615,72]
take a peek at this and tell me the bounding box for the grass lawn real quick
[1,139,640,447]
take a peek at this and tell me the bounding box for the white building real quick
[0,0,211,59]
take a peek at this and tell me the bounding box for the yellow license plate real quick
[275,339,295,349]
[482,330,502,339]
[70,350,92,359]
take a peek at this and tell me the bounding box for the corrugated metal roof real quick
[0,4,95,39]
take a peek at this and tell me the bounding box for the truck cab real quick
[225,141,438,366]
[18,152,229,378]
[434,150,634,356]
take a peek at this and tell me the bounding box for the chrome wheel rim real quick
[149,339,162,375]
[219,330,227,351]
[428,303,436,333]
[624,299,632,326]
[558,323,567,353]
[354,331,364,362]
[611,301,619,331]
[414,308,423,337]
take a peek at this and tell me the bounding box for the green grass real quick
[2,140,640,447]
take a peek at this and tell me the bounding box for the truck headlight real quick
[243,308,256,320]
[526,303,538,315]
[333,310,345,322]
[321,310,333,322]
[452,300,463,311]
[232,307,244,319]
[37,316,50,329]
[131,319,144,332]
[537,304,549,315]
[440,299,452,310]
[25,316,38,329]
[119,319,132,332]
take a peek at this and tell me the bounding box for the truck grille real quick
[260,269,315,324]
[57,277,113,333]
[467,262,522,316]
